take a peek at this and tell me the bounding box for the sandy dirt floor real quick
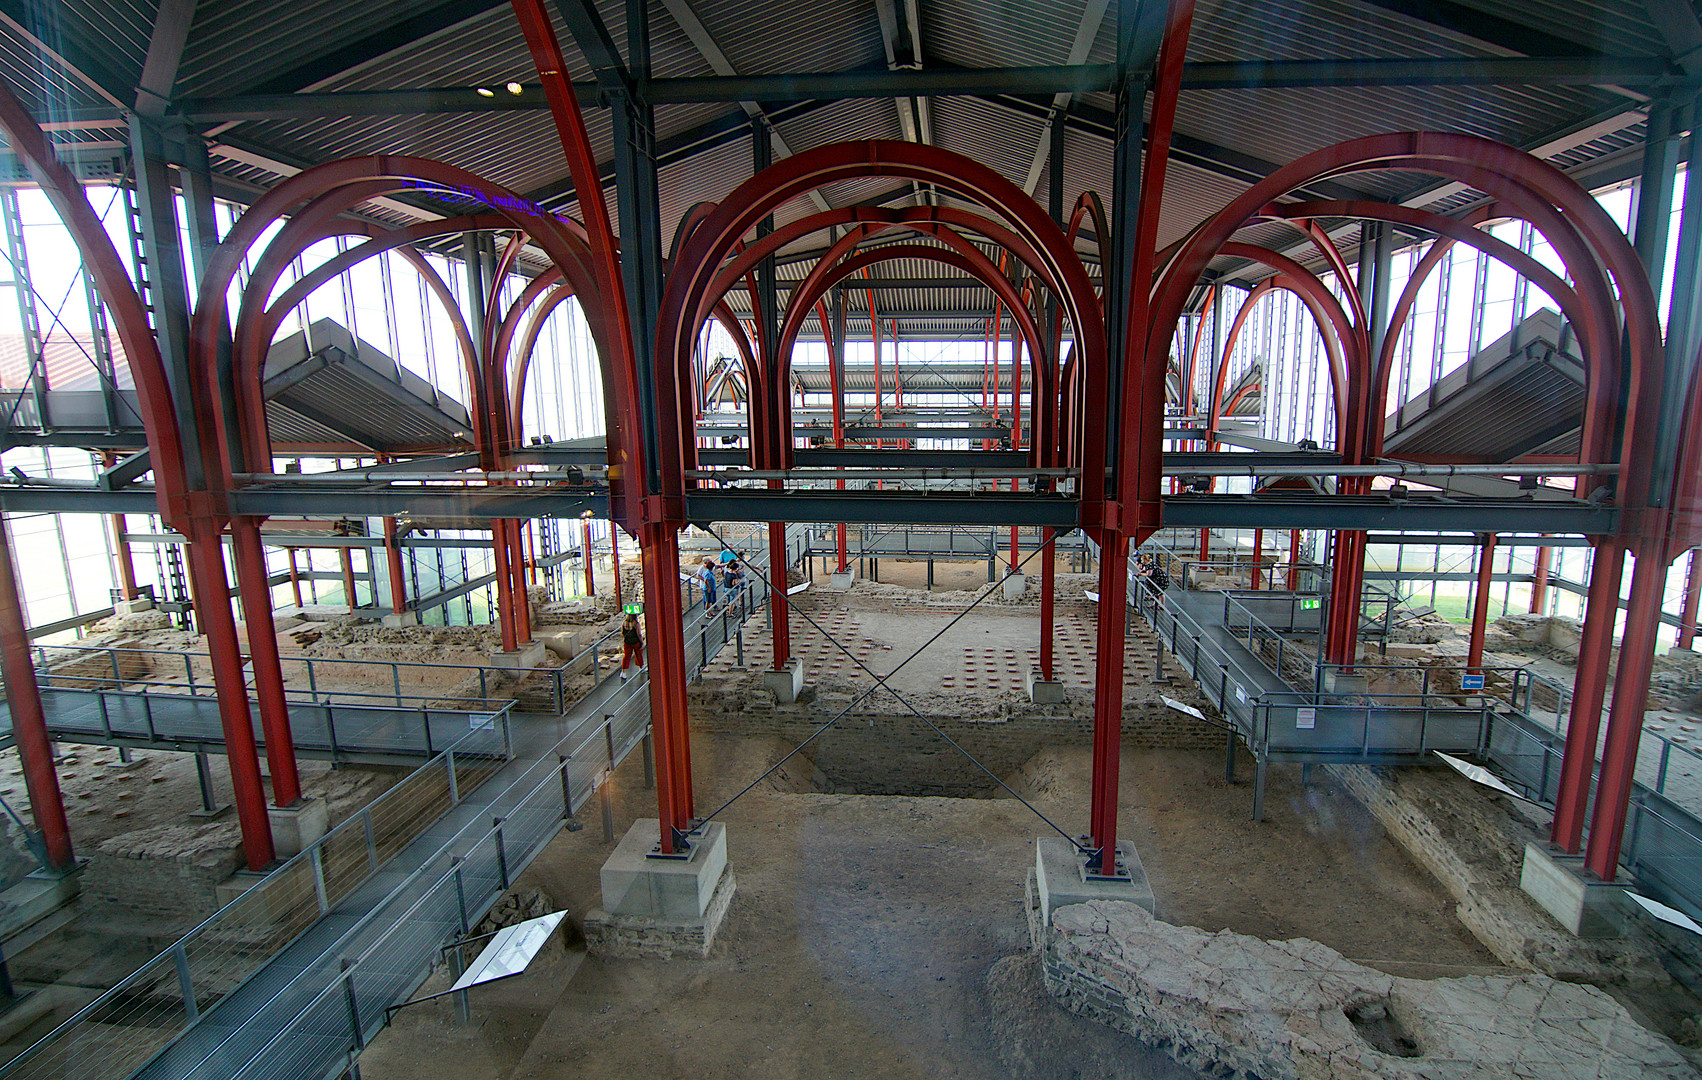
[358,734,1500,1080]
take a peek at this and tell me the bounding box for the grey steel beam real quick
[97,451,152,491]
[135,0,198,116]
[155,57,1684,127]
[1162,495,1618,533]
[1643,0,1702,77]
[1362,532,1596,547]
[1356,0,1603,60]
[0,1,129,108]
[239,0,510,96]
[685,490,1080,526]
[520,98,833,210]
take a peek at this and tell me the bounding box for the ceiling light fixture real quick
[476,87,495,97]
[506,82,523,95]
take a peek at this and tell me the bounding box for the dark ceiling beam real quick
[777,277,989,290]
[161,56,1680,123]
[1355,0,1602,59]
[135,0,197,116]
[983,93,1375,204]
[0,1,129,109]
[519,98,833,209]
[1641,0,1702,77]
[552,0,632,95]
[240,0,509,95]
[1182,56,1674,89]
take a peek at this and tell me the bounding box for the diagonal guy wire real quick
[697,521,1089,853]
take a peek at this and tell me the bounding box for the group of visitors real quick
[619,547,751,683]
[697,549,746,610]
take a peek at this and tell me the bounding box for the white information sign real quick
[1296,707,1316,730]
[1162,696,1205,721]
[450,911,567,993]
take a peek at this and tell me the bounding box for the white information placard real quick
[1296,707,1316,730]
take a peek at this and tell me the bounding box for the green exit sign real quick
[623,604,644,614]
[1301,599,1320,610]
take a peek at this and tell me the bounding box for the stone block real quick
[829,570,855,591]
[268,798,329,859]
[1001,573,1028,600]
[1546,616,1584,655]
[1381,643,1434,660]
[488,641,549,671]
[1033,837,1153,928]
[1325,671,1369,694]
[113,598,154,614]
[1520,842,1628,937]
[379,611,419,628]
[1025,667,1066,704]
[761,659,806,703]
[586,867,736,960]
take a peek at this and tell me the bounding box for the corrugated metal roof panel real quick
[679,0,885,76]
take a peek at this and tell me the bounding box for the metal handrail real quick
[1,704,515,1080]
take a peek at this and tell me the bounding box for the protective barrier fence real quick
[1,707,513,1080]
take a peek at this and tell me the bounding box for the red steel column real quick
[1466,533,1497,672]
[1250,528,1263,589]
[230,517,303,807]
[1089,531,1130,871]
[491,527,517,652]
[610,525,624,608]
[383,518,407,614]
[1551,540,1626,853]
[1039,528,1056,681]
[0,515,73,869]
[1530,541,1553,615]
[110,513,139,600]
[769,520,790,669]
[339,547,358,611]
[285,548,303,608]
[638,521,694,851]
[508,520,532,643]
[1198,528,1209,564]
[182,516,275,869]
[581,518,596,597]
[1289,529,1302,590]
[1585,532,1671,880]
[1678,549,1700,650]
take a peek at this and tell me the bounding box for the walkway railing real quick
[214,689,653,1080]
[30,643,577,713]
[1,707,513,1080]
[5,685,510,763]
[1115,537,1702,922]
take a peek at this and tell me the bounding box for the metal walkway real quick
[1124,545,1702,925]
[2,523,809,1080]
[0,687,503,765]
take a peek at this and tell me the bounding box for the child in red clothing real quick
[620,613,644,681]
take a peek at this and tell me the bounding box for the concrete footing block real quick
[761,659,806,703]
[113,598,154,614]
[268,797,329,859]
[488,641,549,671]
[1001,573,1027,600]
[379,611,418,628]
[585,819,734,959]
[1025,667,1066,704]
[214,868,268,908]
[1034,837,1153,928]
[829,570,855,591]
[1520,843,1629,937]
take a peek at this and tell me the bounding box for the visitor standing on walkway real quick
[621,613,643,681]
[699,557,720,610]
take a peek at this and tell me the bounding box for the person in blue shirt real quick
[699,557,719,610]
